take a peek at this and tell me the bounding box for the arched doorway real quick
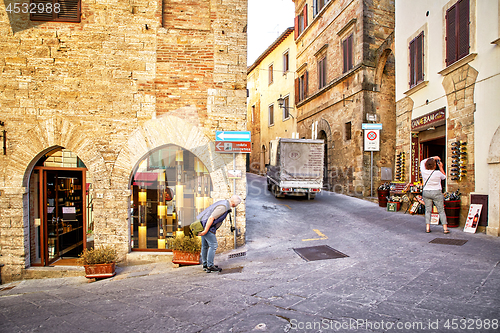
[28,147,91,266]
[130,144,213,250]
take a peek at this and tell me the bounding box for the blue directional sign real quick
[216,131,251,142]
[362,123,383,130]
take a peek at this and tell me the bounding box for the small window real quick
[445,0,470,66]
[30,0,81,23]
[268,64,274,85]
[313,0,330,16]
[345,122,352,141]
[343,34,354,73]
[283,51,289,74]
[251,105,255,123]
[282,96,290,120]
[318,55,327,89]
[409,32,424,87]
[269,104,274,126]
[295,71,308,103]
[294,4,308,39]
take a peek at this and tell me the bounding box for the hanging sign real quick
[411,108,446,131]
[364,129,380,151]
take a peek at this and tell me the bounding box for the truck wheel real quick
[267,180,272,192]
[307,193,315,200]
[272,185,281,198]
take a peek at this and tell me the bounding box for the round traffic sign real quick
[367,131,377,140]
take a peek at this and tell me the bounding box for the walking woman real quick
[420,156,450,234]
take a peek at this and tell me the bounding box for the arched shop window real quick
[130,145,213,251]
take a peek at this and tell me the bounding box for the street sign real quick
[362,123,383,130]
[215,141,251,153]
[364,129,380,151]
[216,131,251,142]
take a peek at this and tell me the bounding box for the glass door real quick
[43,169,86,265]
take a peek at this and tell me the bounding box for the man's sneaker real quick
[206,265,222,273]
[203,264,218,272]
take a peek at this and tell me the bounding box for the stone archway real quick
[487,125,500,236]
[110,113,242,255]
[1,117,107,279]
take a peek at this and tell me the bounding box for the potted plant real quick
[79,245,117,279]
[171,231,201,265]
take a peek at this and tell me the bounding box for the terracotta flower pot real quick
[172,250,200,265]
[84,263,116,279]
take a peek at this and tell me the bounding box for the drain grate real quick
[219,266,243,275]
[228,251,246,259]
[429,238,468,246]
[293,245,348,262]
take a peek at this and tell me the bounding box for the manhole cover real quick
[293,245,348,261]
[429,238,468,246]
[219,266,243,275]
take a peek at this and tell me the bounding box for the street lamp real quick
[277,95,294,119]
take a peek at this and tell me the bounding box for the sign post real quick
[362,124,382,197]
[215,131,251,249]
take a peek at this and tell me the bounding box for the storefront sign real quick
[411,133,420,183]
[411,108,446,131]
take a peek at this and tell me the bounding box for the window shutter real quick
[457,0,470,60]
[446,5,457,66]
[295,77,300,103]
[416,33,424,83]
[30,0,54,21]
[343,38,348,73]
[294,16,299,39]
[409,39,416,87]
[304,71,309,98]
[348,35,353,70]
[303,4,308,28]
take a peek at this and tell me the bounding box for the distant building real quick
[0,0,248,282]
[292,0,396,196]
[395,0,500,234]
[247,27,297,173]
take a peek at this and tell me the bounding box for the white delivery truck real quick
[266,138,324,199]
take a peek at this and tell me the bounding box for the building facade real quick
[247,28,297,173]
[0,0,248,282]
[395,0,500,234]
[292,0,396,196]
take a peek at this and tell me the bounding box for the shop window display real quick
[130,145,213,251]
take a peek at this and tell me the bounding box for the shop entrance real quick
[29,149,90,266]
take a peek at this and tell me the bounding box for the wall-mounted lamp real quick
[0,121,5,155]
[277,95,295,118]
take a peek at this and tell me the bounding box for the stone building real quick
[292,0,395,196]
[0,0,248,282]
[247,27,297,174]
[395,0,500,233]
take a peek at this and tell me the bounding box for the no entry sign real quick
[364,129,380,151]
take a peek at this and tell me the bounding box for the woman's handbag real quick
[189,220,204,236]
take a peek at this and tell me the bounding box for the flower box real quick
[172,250,200,265]
[84,263,116,279]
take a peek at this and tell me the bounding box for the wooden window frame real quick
[318,55,327,90]
[445,0,470,67]
[30,0,81,23]
[283,50,289,74]
[294,4,308,39]
[295,70,309,103]
[342,33,354,73]
[282,95,290,120]
[409,32,424,87]
[268,63,274,85]
[268,104,274,127]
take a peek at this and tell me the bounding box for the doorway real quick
[29,149,90,266]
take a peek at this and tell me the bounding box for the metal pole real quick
[370,151,373,197]
[233,152,237,249]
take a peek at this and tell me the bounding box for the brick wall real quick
[0,0,247,282]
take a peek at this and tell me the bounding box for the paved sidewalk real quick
[1,179,499,332]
